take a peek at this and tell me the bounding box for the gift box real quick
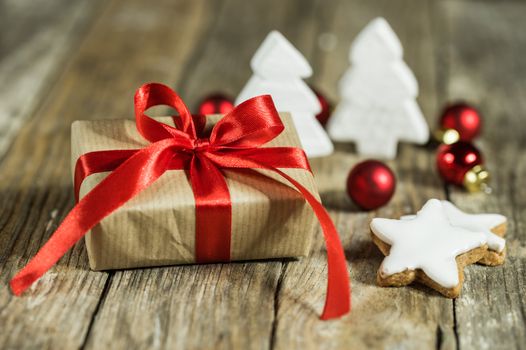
[71,114,319,270]
[11,83,349,320]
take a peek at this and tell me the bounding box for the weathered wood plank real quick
[177,0,324,108]
[436,1,526,349]
[0,1,109,348]
[274,1,457,349]
[86,264,281,349]
[83,0,327,349]
[0,0,103,158]
[2,0,524,349]
[0,0,211,348]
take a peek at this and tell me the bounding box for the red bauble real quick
[439,103,482,142]
[312,87,332,126]
[436,142,482,185]
[436,142,490,192]
[197,93,234,115]
[346,160,396,210]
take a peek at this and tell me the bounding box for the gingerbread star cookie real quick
[370,199,507,298]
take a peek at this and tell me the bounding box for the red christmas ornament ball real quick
[436,142,483,185]
[439,103,482,142]
[346,160,396,210]
[198,93,234,115]
[312,87,332,126]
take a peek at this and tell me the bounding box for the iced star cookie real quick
[401,200,507,266]
[370,199,507,298]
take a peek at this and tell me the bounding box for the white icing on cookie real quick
[401,200,506,253]
[371,199,488,288]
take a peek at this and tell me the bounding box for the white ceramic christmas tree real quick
[236,31,334,158]
[327,18,429,159]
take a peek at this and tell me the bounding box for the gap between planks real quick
[79,271,114,350]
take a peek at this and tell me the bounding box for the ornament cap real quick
[434,128,460,145]
[463,164,490,193]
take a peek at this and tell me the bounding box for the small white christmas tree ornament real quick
[236,31,334,158]
[327,18,429,159]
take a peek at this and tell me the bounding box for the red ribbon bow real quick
[10,83,350,320]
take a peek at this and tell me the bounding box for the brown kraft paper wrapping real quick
[71,113,320,270]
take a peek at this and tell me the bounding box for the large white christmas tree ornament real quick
[236,31,333,158]
[327,17,429,159]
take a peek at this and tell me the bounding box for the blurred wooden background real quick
[1,0,525,349]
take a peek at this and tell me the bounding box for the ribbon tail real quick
[10,139,177,295]
[265,167,350,320]
[205,151,350,319]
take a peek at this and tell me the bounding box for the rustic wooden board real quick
[0,1,108,349]
[0,0,525,349]
[83,1,330,348]
[0,0,103,158]
[0,0,212,348]
[436,1,526,349]
[273,1,457,349]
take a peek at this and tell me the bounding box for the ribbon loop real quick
[134,83,196,143]
[210,95,285,148]
[10,83,350,320]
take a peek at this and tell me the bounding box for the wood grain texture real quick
[83,1,334,349]
[0,0,103,158]
[273,1,457,349]
[0,0,525,349]
[0,0,211,348]
[0,1,109,349]
[436,1,526,349]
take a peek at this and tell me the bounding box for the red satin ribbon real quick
[10,83,350,320]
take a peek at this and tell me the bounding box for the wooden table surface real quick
[1,0,525,349]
